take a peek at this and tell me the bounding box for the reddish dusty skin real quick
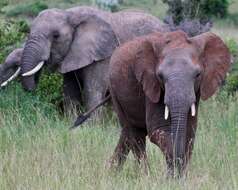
[108,31,231,176]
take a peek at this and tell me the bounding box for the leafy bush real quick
[218,38,238,96]
[95,0,119,12]
[1,1,48,17]
[0,20,27,63]
[0,0,7,10]
[163,0,230,24]
[35,70,63,107]
[201,0,230,18]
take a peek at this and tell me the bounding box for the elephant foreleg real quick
[82,59,110,119]
[149,128,175,176]
[63,70,83,114]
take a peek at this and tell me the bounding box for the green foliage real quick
[201,0,230,18]
[0,19,28,63]
[223,74,238,93]
[35,70,63,106]
[0,0,8,10]
[1,1,48,17]
[163,0,230,23]
[95,0,119,12]
[218,38,238,96]
[225,38,238,57]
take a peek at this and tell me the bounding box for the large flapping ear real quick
[134,33,164,103]
[190,32,231,100]
[58,14,119,73]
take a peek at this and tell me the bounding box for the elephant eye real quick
[53,31,60,39]
[195,72,201,78]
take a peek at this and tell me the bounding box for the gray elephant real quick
[19,6,169,110]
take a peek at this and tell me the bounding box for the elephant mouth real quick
[22,61,44,77]
[164,103,196,120]
[0,67,21,87]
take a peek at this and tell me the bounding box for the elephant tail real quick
[70,95,111,130]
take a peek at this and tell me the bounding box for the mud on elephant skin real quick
[0,48,39,91]
[108,31,231,177]
[19,6,168,111]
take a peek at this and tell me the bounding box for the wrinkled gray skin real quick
[0,48,40,90]
[20,6,169,110]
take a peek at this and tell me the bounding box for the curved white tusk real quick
[165,105,169,120]
[1,67,21,87]
[22,61,44,76]
[191,103,196,117]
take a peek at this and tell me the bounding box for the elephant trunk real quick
[169,101,188,175]
[21,76,37,91]
[21,35,49,76]
[21,35,49,90]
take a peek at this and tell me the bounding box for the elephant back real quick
[109,11,169,43]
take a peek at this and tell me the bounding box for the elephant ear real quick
[190,32,231,100]
[134,37,163,103]
[58,14,119,73]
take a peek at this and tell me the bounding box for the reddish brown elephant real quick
[108,31,231,177]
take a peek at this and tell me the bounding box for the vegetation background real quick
[0,0,238,189]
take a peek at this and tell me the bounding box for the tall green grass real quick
[0,83,237,189]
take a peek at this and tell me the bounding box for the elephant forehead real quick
[33,9,67,27]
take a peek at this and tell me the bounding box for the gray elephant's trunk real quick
[169,100,188,176]
[21,35,47,90]
[22,35,45,74]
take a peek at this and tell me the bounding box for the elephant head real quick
[21,7,118,90]
[137,31,231,175]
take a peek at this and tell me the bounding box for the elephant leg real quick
[130,129,148,174]
[63,70,83,114]
[108,128,131,170]
[149,128,175,176]
[108,127,147,171]
[82,59,110,119]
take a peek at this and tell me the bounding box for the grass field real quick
[0,0,238,189]
[0,85,238,190]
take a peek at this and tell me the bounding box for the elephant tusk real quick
[22,61,44,76]
[165,105,169,120]
[1,67,21,87]
[191,103,196,117]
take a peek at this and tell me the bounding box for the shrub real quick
[201,0,230,18]
[95,0,119,12]
[35,70,63,107]
[218,38,238,96]
[0,20,27,63]
[2,1,48,17]
[163,0,231,24]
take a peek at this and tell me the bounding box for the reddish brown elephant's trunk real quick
[169,102,188,176]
